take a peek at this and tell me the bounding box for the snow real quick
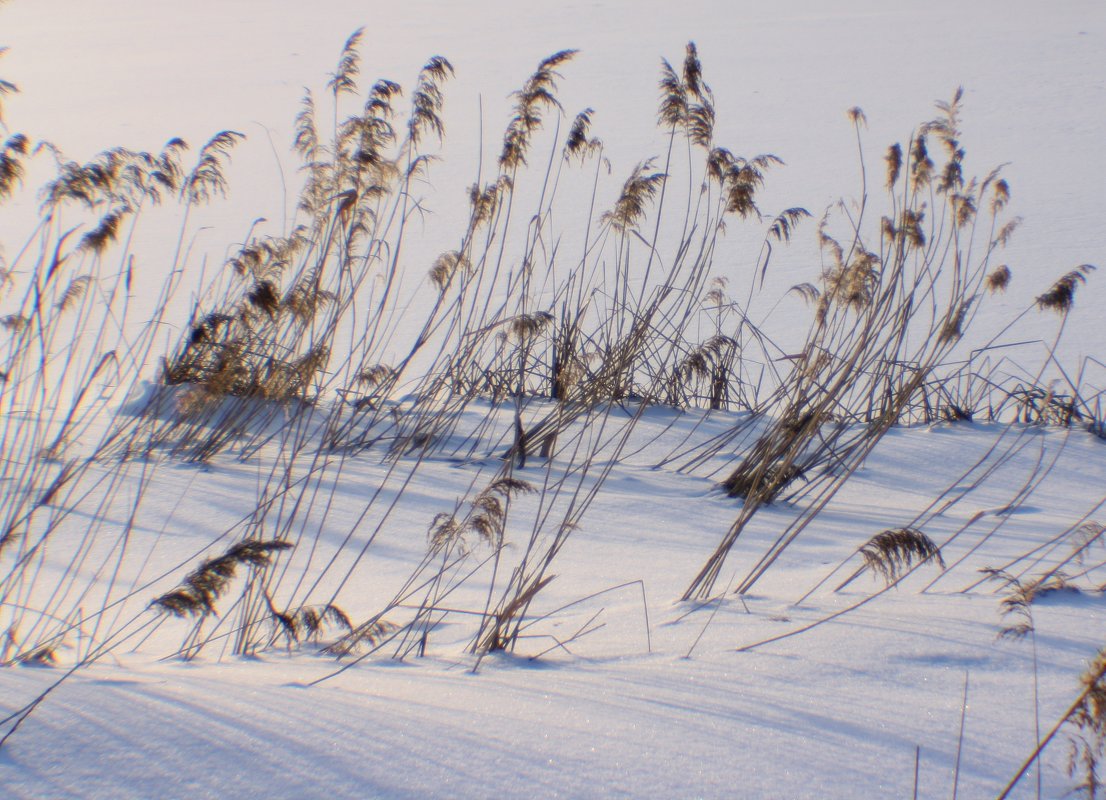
[2,1,1105,798]
[3,408,1103,798]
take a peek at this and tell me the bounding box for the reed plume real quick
[1037,264,1096,314]
[271,602,353,645]
[985,264,1011,293]
[151,540,292,618]
[563,108,601,161]
[982,568,1076,639]
[77,209,130,255]
[603,160,665,232]
[182,131,244,205]
[859,528,944,584]
[55,275,91,313]
[767,207,811,244]
[407,57,453,146]
[323,618,399,657]
[0,133,27,200]
[429,477,536,553]
[327,28,364,98]
[429,250,470,291]
[658,58,687,128]
[884,143,902,189]
[499,50,577,170]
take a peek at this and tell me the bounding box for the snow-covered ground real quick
[2,2,1105,798]
[1,410,1104,798]
[0,406,1103,799]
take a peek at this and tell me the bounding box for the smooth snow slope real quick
[1,412,1104,799]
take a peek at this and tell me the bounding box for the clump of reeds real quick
[720,458,806,502]
[128,37,461,464]
[0,112,245,661]
[668,334,739,410]
[999,383,1087,427]
[683,88,1030,600]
